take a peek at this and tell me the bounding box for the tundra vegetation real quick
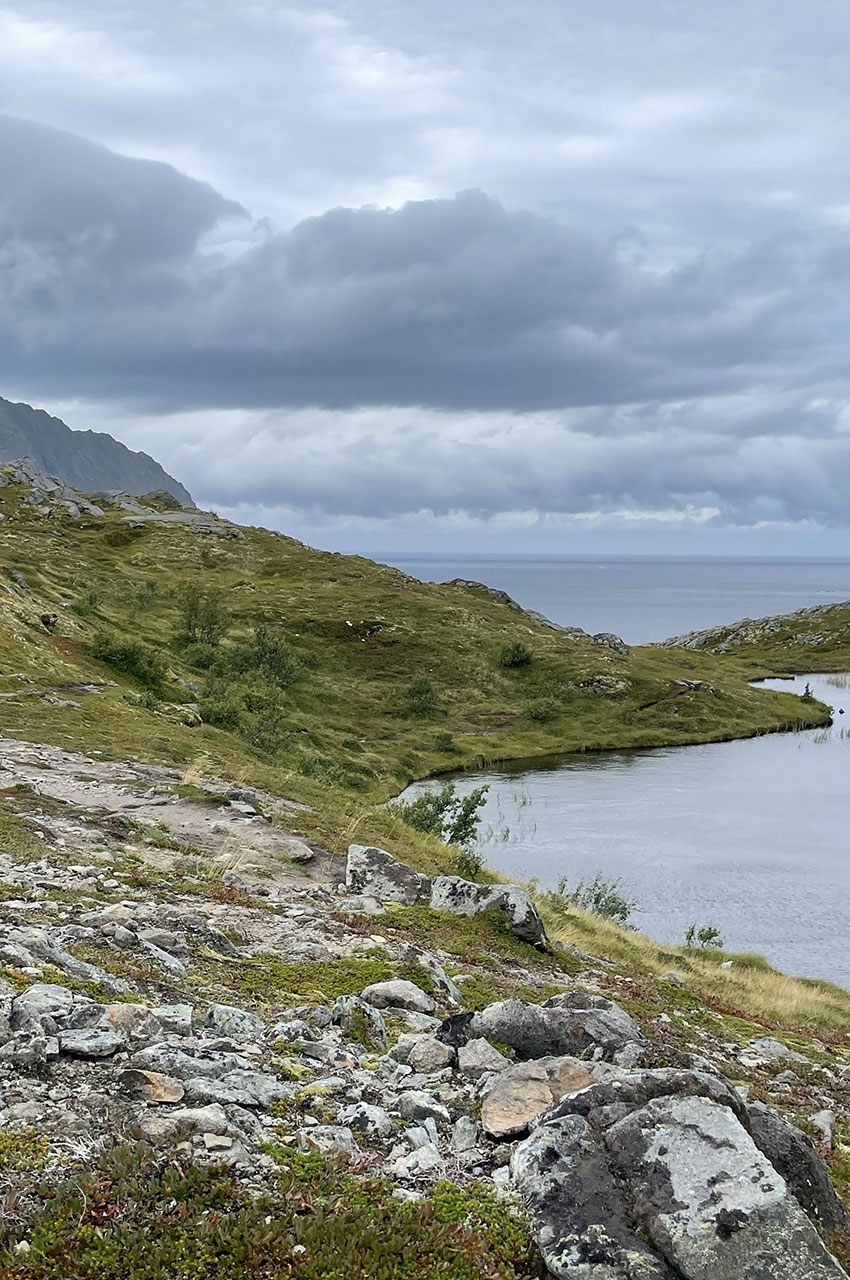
[2,464,850,1278]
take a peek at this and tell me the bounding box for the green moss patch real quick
[0,1144,542,1279]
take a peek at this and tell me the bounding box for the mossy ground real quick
[0,1146,542,1280]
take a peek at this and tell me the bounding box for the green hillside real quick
[0,463,830,858]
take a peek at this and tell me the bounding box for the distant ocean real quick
[378,556,850,646]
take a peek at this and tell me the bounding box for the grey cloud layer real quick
[3,114,849,424]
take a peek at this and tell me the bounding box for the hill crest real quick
[0,396,192,504]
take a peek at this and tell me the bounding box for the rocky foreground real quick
[1,742,849,1278]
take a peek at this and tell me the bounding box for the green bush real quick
[181,641,220,670]
[406,674,437,716]
[499,641,533,668]
[175,582,230,647]
[222,625,300,687]
[684,922,725,950]
[455,846,486,879]
[201,674,291,755]
[434,731,457,753]
[90,632,166,691]
[527,697,559,722]
[199,626,303,756]
[554,873,637,926]
[388,782,489,849]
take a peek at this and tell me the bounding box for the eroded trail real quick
[0,735,339,895]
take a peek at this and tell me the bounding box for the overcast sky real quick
[3,0,850,554]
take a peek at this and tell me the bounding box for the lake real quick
[399,672,850,986]
[382,555,850,645]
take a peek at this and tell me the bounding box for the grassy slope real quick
[1,474,848,1026]
[4,479,850,1268]
[0,479,829,806]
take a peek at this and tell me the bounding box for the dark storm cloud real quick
[2,116,848,426]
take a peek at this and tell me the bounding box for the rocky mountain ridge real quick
[0,396,192,505]
[663,600,850,659]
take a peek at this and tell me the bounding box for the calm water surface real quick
[402,672,850,985]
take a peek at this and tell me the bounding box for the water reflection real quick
[400,672,850,986]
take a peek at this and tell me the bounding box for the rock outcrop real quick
[0,396,192,503]
[513,1069,849,1280]
[346,845,548,947]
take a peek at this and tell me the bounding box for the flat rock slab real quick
[482,1057,597,1139]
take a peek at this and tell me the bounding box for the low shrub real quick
[455,846,486,879]
[175,582,230,647]
[222,625,301,688]
[388,782,489,849]
[554,873,637,926]
[201,674,292,755]
[89,631,166,691]
[406,674,437,716]
[0,1145,539,1279]
[499,641,533,668]
[526,697,559,722]
[684,922,726,950]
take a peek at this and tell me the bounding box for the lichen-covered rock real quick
[747,1100,850,1233]
[57,1027,123,1058]
[429,877,548,947]
[337,1102,394,1138]
[471,993,644,1061]
[513,1067,850,1280]
[182,1068,290,1108]
[203,1004,265,1042]
[360,979,435,1014]
[512,1113,674,1278]
[605,1094,847,1279]
[345,845,431,905]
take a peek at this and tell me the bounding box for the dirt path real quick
[0,736,341,895]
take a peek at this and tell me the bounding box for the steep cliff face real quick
[0,397,193,504]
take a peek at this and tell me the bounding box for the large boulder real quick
[747,1101,850,1234]
[472,993,645,1061]
[429,877,548,947]
[512,1066,850,1280]
[605,1094,847,1279]
[512,1114,675,1278]
[345,845,431,905]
